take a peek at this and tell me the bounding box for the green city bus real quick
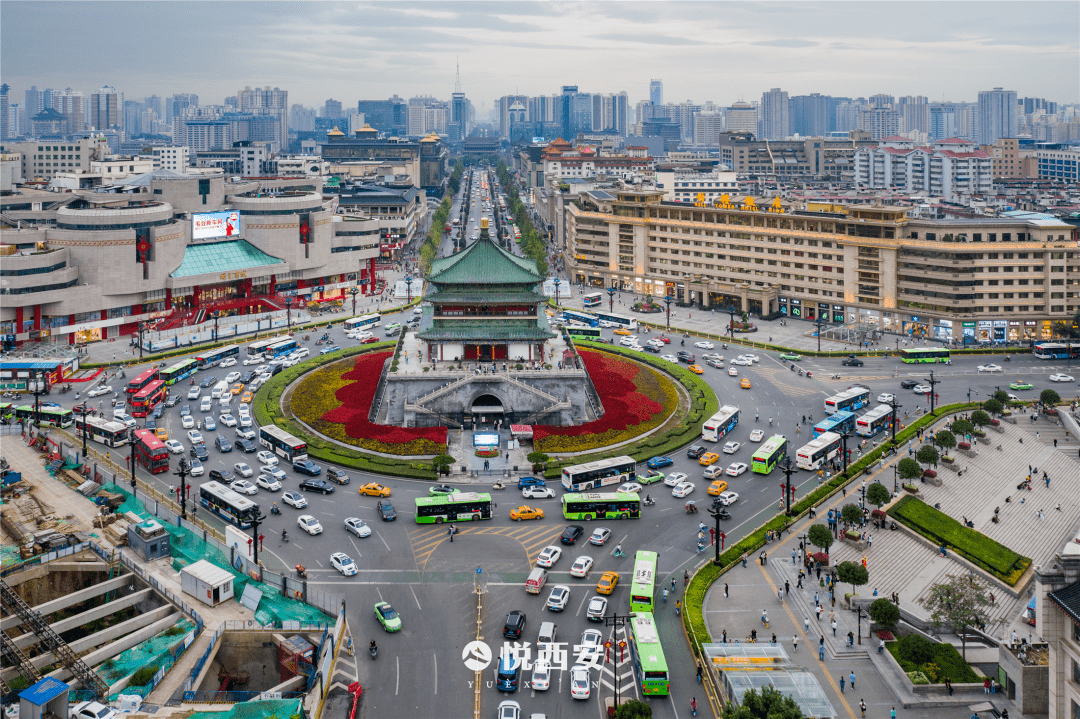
[159,358,199,385]
[900,347,950,363]
[565,325,602,340]
[414,492,493,523]
[561,492,641,521]
[628,613,670,696]
[12,405,74,428]
[751,434,788,474]
[630,550,658,613]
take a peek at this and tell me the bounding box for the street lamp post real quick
[603,612,630,712]
[250,509,267,565]
[78,403,88,457]
[708,506,725,565]
[780,457,796,516]
[840,430,852,477]
[31,369,43,429]
[213,311,220,341]
[887,397,903,446]
[285,296,294,331]
[664,294,673,331]
[173,458,191,520]
[814,316,827,352]
[406,274,413,305]
[608,287,616,313]
[350,287,359,317]
[892,464,899,494]
[926,370,941,415]
[726,306,738,341]
[553,276,561,309]
[128,427,137,493]
[138,321,150,359]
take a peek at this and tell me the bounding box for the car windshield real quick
[379,604,398,619]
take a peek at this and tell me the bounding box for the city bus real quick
[899,347,951,363]
[159,358,198,385]
[126,367,160,396]
[74,415,130,447]
[701,405,740,443]
[628,613,670,696]
[132,429,170,474]
[413,492,493,523]
[813,410,856,438]
[795,432,842,470]
[12,405,74,428]
[593,311,637,330]
[582,292,603,308]
[130,379,167,417]
[561,492,641,521]
[1033,342,1080,360]
[630,550,658,613]
[565,325,602,340]
[0,403,13,421]
[751,435,788,474]
[246,336,290,357]
[258,425,308,462]
[823,387,871,415]
[343,314,382,333]
[562,310,599,327]
[855,404,894,437]
[561,455,636,491]
[195,344,241,369]
[264,338,299,359]
[198,481,260,528]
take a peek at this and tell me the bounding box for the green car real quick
[780,353,802,361]
[1009,381,1033,390]
[375,601,402,632]
[639,471,665,485]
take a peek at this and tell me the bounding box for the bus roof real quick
[630,613,661,644]
[129,368,158,382]
[267,338,297,348]
[134,379,166,397]
[260,425,305,444]
[858,405,893,421]
[705,405,739,424]
[197,344,240,359]
[200,481,257,510]
[753,435,786,455]
[563,492,640,502]
[562,455,636,473]
[900,346,949,353]
[798,432,840,452]
[416,492,491,504]
[82,415,127,431]
[134,428,167,449]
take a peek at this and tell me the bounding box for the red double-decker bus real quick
[133,429,170,474]
[130,380,167,418]
[126,368,160,395]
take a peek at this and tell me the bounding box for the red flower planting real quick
[532,350,664,440]
[322,351,448,446]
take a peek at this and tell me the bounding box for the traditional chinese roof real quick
[326,126,345,137]
[1049,580,1080,626]
[171,240,285,278]
[417,317,555,342]
[427,232,543,286]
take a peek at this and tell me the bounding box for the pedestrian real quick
[724,582,729,598]
[867,533,873,548]
[448,523,455,542]
[815,591,820,605]
[793,635,799,651]
[832,619,837,636]
[690,697,697,716]
[983,677,990,694]
[672,577,677,593]
[742,553,747,568]
[945,676,953,695]
[817,605,823,620]
[890,708,896,719]
[818,642,825,661]
[696,664,703,683]
[859,699,867,717]
[804,617,810,632]
[849,671,856,689]
[839,676,845,693]
[785,580,790,596]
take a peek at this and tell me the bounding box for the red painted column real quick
[131,304,143,316]
[33,304,42,332]
[192,285,200,308]
[269,274,276,294]
[15,306,24,333]
[100,309,108,340]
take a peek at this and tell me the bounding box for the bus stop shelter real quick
[702,643,837,719]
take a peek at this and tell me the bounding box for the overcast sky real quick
[3,1,1077,113]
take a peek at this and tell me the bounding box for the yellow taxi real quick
[597,571,620,595]
[358,482,391,497]
[613,328,631,336]
[699,452,721,466]
[687,364,704,375]
[510,505,544,521]
[707,480,729,495]
[740,378,752,389]
[240,391,254,404]
[154,427,169,441]
[230,382,244,395]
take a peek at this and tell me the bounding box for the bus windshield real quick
[751,435,788,474]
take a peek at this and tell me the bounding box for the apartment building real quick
[541,138,653,181]
[655,168,738,203]
[152,146,190,172]
[564,191,1077,342]
[2,137,110,181]
[718,134,876,180]
[853,137,993,198]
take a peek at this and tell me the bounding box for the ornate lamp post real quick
[886,397,903,446]
[349,286,359,317]
[726,306,739,341]
[814,316,827,352]
[926,370,940,415]
[607,287,616,313]
[173,458,191,520]
[553,276,561,308]
[664,294,673,331]
[284,296,294,330]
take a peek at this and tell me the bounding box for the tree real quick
[869,597,900,631]
[933,430,956,452]
[836,560,869,596]
[916,445,939,467]
[919,573,997,661]
[898,457,922,482]
[950,419,974,436]
[969,410,991,427]
[982,399,1003,416]
[866,482,891,507]
[722,686,804,719]
[430,454,454,476]
[1040,388,1061,407]
[615,699,653,719]
[840,503,862,526]
[807,523,833,552]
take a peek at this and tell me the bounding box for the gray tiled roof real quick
[1049,580,1080,625]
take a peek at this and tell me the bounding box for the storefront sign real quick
[977,320,993,342]
[219,271,248,281]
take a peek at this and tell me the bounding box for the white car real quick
[345,517,371,538]
[70,701,118,719]
[413,306,424,315]
[497,701,521,719]
[235,427,255,440]
[238,414,252,428]
[619,337,637,346]
[977,364,1003,373]
[522,485,556,499]
[187,387,201,400]
[164,439,184,455]
[570,556,594,578]
[671,481,695,498]
[186,429,204,444]
[586,596,608,621]
[330,552,357,576]
[257,451,278,466]
[695,341,715,350]
[203,417,217,431]
[188,458,204,476]
[617,482,643,494]
[536,546,562,568]
[88,385,112,398]
[579,628,604,659]
[731,357,752,366]
[749,429,765,442]
[1049,373,1075,382]
[262,466,287,481]
[589,528,611,546]
[877,393,896,404]
[912,384,932,394]
[716,490,740,506]
[224,371,241,383]
[722,441,741,454]
[243,356,264,366]
[181,415,195,429]
[297,514,322,535]
[661,354,678,363]
[546,584,570,612]
[256,474,281,491]
[282,491,307,509]
[220,357,237,368]
[234,462,253,477]
[725,462,748,476]
[294,347,310,358]
[663,471,688,487]
[728,367,739,376]
[530,659,551,691]
[219,414,237,427]
[570,665,590,699]
[230,480,257,495]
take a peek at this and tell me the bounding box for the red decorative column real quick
[269,274,276,294]
[192,286,201,308]
[15,306,24,333]
[165,287,173,308]
[131,304,143,316]
[33,305,42,332]
[100,309,108,340]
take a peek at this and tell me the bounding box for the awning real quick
[170,239,286,280]
[511,424,533,439]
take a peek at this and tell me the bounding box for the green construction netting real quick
[187,698,303,719]
[96,618,193,694]
[0,542,21,570]
[101,484,327,625]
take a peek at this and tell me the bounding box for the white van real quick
[200,397,213,413]
[537,622,557,645]
[525,567,548,594]
[211,381,229,399]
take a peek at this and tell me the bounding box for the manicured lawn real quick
[887,640,980,683]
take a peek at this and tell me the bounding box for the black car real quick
[299,478,335,494]
[293,459,322,476]
[179,405,191,417]
[209,469,234,483]
[560,525,584,545]
[144,418,156,430]
[326,467,350,484]
[503,611,527,639]
[215,435,233,452]
[686,445,706,459]
[643,344,661,353]
[164,394,181,407]
[376,500,397,521]
[240,371,255,383]
[152,407,164,419]
[200,376,218,388]
[677,351,695,363]
[900,380,919,389]
[236,438,257,453]
[842,357,864,367]
[190,444,209,461]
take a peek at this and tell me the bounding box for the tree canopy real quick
[897,457,923,481]
[836,560,869,595]
[919,573,997,661]
[866,482,891,507]
[950,419,974,436]
[722,686,805,719]
[869,597,900,630]
[934,430,957,451]
[1040,388,1061,407]
[807,523,834,552]
[916,445,939,467]
[840,503,862,525]
[615,699,653,719]
[969,410,991,427]
[982,399,1004,415]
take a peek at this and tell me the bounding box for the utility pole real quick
[32,369,43,429]
[138,321,149,359]
[840,430,852,477]
[608,287,616,313]
[603,611,630,712]
[780,457,796,516]
[708,505,724,565]
[250,509,267,565]
[664,294,673,331]
[553,276,561,309]
[78,403,88,457]
[814,316,827,352]
[173,458,191,520]
[926,370,941,415]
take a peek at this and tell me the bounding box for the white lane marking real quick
[377,530,391,553]
[409,584,422,610]
[376,587,384,602]
[432,651,437,695]
[574,590,589,617]
[396,654,400,695]
[348,536,363,559]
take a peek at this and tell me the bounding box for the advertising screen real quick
[192,211,240,241]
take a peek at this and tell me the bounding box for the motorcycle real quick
[1004,355,1011,362]
[492,480,506,490]
[643,497,656,506]
[119,370,126,378]
[295,564,307,579]
[831,374,841,380]
[370,644,378,660]
[270,505,282,515]
[302,335,310,341]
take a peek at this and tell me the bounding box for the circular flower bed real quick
[291,351,448,456]
[631,300,664,313]
[474,448,499,458]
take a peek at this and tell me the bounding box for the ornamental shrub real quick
[897,633,935,666]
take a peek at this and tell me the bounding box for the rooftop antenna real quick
[455,56,462,94]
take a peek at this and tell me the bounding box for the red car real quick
[361,336,379,344]
[656,336,671,344]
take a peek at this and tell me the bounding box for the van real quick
[537,622,557,645]
[211,381,229,399]
[525,567,548,594]
[200,397,213,413]
[495,653,521,692]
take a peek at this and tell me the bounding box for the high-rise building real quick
[726,102,757,135]
[52,88,86,135]
[868,94,895,108]
[977,87,1018,145]
[357,96,407,136]
[0,84,9,140]
[323,98,343,118]
[237,86,288,148]
[898,96,929,135]
[649,79,663,106]
[289,104,316,132]
[168,93,198,122]
[144,95,162,118]
[560,86,592,141]
[835,101,861,133]
[857,106,901,140]
[91,85,124,133]
[789,94,829,137]
[929,105,957,141]
[759,88,790,140]
[124,100,144,136]
[667,101,701,141]
[8,103,22,138]
[692,111,725,145]
[23,86,54,124]
[954,102,979,143]
[451,92,468,141]
[590,92,629,136]
[498,95,529,140]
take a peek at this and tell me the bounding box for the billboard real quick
[192,211,240,241]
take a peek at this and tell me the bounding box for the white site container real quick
[180,559,234,607]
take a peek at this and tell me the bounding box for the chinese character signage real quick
[192,211,240,241]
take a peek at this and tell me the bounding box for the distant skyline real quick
[2,1,1077,111]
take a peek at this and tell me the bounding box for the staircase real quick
[412,375,476,406]
[0,631,43,686]
[0,578,109,697]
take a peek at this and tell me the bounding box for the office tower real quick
[868,94,895,108]
[929,104,957,141]
[898,96,929,135]
[24,86,54,122]
[693,111,725,145]
[498,95,528,139]
[53,88,86,135]
[1021,97,1057,116]
[124,100,143,136]
[145,95,162,118]
[168,93,198,122]
[289,104,316,132]
[650,79,663,106]
[8,103,21,138]
[237,86,288,147]
[954,102,979,142]
[357,96,407,135]
[726,102,757,134]
[323,98,343,118]
[0,84,8,140]
[790,93,830,137]
[835,101,861,133]
[560,86,592,140]
[857,106,901,140]
[977,88,1018,145]
[91,85,124,132]
[666,101,701,141]
[759,88,790,140]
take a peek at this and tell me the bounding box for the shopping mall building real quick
[1,170,391,346]
[564,191,1078,343]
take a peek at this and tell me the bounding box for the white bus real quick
[264,338,299,359]
[259,425,308,462]
[560,455,637,492]
[593,310,637,330]
[855,404,894,437]
[344,314,382,333]
[824,387,871,415]
[198,481,260,528]
[702,405,740,443]
[247,336,291,357]
[582,292,603,308]
[795,432,842,470]
[74,415,131,447]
